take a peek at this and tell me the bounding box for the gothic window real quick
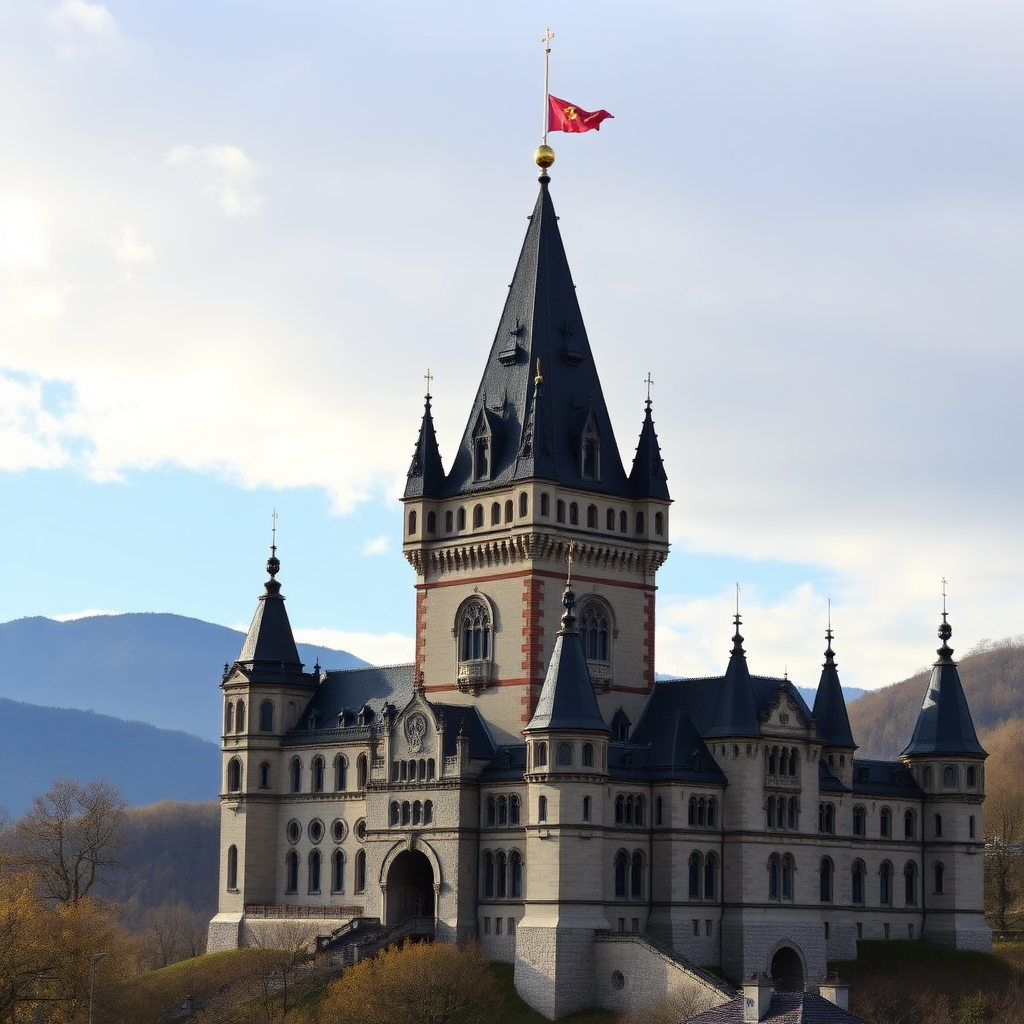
[424,800,433,824]
[582,742,594,767]
[535,741,547,768]
[966,765,978,788]
[354,850,366,893]
[556,499,566,523]
[312,756,325,793]
[708,798,718,828]
[519,492,528,517]
[904,809,916,840]
[497,795,508,826]
[787,797,797,830]
[390,801,400,826]
[614,850,628,897]
[258,762,270,789]
[259,700,274,732]
[227,758,242,793]
[510,850,523,897]
[587,504,598,528]
[509,795,520,825]
[427,510,436,534]
[225,701,234,734]
[970,814,976,838]
[880,807,892,838]
[445,510,454,533]
[619,510,627,533]
[540,493,550,517]
[308,850,322,894]
[943,765,958,788]
[496,851,507,898]
[704,852,718,900]
[357,754,368,790]
[635,512,644,535]
[880,861,893,905]
[765,797,775,829]
[236,700,246,733]
[655,511,664,535]
[402,801,411,826]
[582,437,600,480]
[473,504,484,528]
[290,758,301,794]
[781,854,794,900]
[459,599,492,661]
[819,858,833,903]
[904,861,918,906]
[557,742,572,766]
[413,801,422,825]
[852,859,866,904]
[286,851,299,893]
[491,502,501,526]
[457,507,467,531]
[332,850,346,893]
[615,794,645,827]
[486,796,496,827]
[408,510,417,535]
[818,803,835,834]
[630,851,644,899]
[923,766,933,787]
[688,852,701,899]
[853,805,866,837]
[768,854,780,900]
[335,755,347,791]
[579,600,611,663]
[227,845,238,890]
[934,862,944,894]
[606,508,615,530]
[538,795,547,822]
[583,796,591,822]
[569,502,579,525]
[934,813,943,838]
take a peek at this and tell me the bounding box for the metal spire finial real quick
[424,368,433,400]
[644,372,655,407]
[534,357,543,386]
[267,510,281,579]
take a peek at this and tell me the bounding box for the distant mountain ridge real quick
[0,613,366,745]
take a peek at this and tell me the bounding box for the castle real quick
[208,155,990,1019]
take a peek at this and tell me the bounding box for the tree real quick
[983,721,1024,930]
[320,941,500,1024]
[12,779,128,904]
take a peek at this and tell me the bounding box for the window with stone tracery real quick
[459,600,491,661]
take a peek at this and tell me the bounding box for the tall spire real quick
[526,577,608,733]
[812,614,855,749]
[628,381,671,500]
[404,377,446,498]
[902,598,986,758]
[444,177,630,496]
[706,607,759,738]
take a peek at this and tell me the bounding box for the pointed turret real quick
[235,547,305,682]
[404,390,446,498]
[902,609,985,757]
[446,175,630,496]
[812,626,855,749]
[629,397,671,500]
[706,614,759,737]
[526,581,608,733]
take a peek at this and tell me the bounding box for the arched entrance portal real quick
[385,850,435,926]
[770,946,804,991]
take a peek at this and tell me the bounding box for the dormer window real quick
[472,410,496,482]
[581,409,601,481]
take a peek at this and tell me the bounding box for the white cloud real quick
[167,144,265,217]
[0,201,50,268]
[293,627,413,668]
[109,225,154,283]
[0,375,74,471]
[361,535,390,556]
[51,609,121,621]
[46,1,141,62]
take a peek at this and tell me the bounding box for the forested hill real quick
[848,636,1024,760]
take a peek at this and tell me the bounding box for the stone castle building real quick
[208,156,990,1019]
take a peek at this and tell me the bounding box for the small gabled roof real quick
[812,628,856,749]
[685,990,869,1024]
[628,399,671,501]
[706,616,760,738]
[623,705,727,782]
[403,392,446,499]
[429,702,496,759]
[234,549,308,685]
[300,664,416,733]
[526,582,609,734]
[901,611,986,759]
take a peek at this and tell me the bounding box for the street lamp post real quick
[89,952,109,1024]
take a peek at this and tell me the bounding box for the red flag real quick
[547,95,614,134]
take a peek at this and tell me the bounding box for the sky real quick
[3,1,1022,693]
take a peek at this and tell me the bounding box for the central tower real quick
[402,162,671,743]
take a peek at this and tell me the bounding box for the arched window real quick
[496,851,507,898]
[227,757,242,793]
[579,600,610,662]
[583,796,591,822]
[635,512,645,535]
[904,809,915,840]
[704,852,718,900]
[225,701,234,734]
[768,854,780,900]
[587,504,598,528]
[236,700,246,733]
[556,499,566,523]
[401,801,411,826]
[934,813,943,837]
[619,510,627,534]
[923,765,933,788]
[259,701,274,732]
[557,742,572,766]
[655,511,664,535]
[880,861,893,905]
[819,803,835,834]
[427,510,436,534]
[413,800,422,826]
[459,599,491,661]
[491,502,501,526]
[312,756,325,793]
[357,754,368,790]
[606,508,615,531]
[424,800,433,824]
[787,797,797,830]
[540,493,550,517]
[509,794,520,825]
[473,504,484,528]
[336,755,347,791]
[880,807,892,838]
[510,850,523,897]
[457,507,467,530]
[630,851,644,899]
[497,795,508,826]
[943,765,958,788]
[966,765,978,788]
[853,805,866,837]
[290,758,302,794]
[226,845,238,890]
[582,742,594,767]
[819,858,833,903]
[707,798,718,828]
[504,499,513,523]
[781,854,794,900]
[538,795,547,822]
[535,741,547,768]
[519,492,528,517]
[852,859,866,904]
[934,862,944,894]
[390,801,400,827]
[309,850,322,893]
[904,861,918,906]
[286,851,299,893]
[332,850,346,893]
[569,502,579,525]
[688,852,702,899]
[486,795,496,827]
[483,852,495,898]
[408,510,417,535]
[445,510,454,533]
[614,850,628,897]
[354,850,366,893]
[258,762,270,789]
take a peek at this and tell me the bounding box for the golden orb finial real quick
[534,144,555,171]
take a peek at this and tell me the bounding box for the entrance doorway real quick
[770,946,804,991]
[385,850,435,925]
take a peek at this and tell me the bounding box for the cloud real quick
[293,627,414,668]
[46,1,141,62]
[51,609,121,621]
[166,144,265,217]
[109,225,154,283]
[0,375,75,471]
[361,536,390,556]
[0,201,50,268]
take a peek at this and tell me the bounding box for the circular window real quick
[308,818,325,844]
[355,818,367,842]
[286,819,301,844]
[332,818,348,843]
[611,970,625,991]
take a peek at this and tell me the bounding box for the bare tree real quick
[13,779,128,904]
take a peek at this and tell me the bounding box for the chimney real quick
[819,974,850,1011]
[742,973,773,1022]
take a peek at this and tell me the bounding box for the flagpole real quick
[542,28,554,145]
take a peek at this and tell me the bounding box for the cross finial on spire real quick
[424,368,433,399]
[645,372,655,406]
[826,597,833,646]
[942,576,948,614]
[271,509,278,556]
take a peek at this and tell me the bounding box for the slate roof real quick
[812,631,855,749]
[295,664,415,735]
[684,991,868,1024]
[436,175,652,500]
[706,618,760,738]
[403,393,446,499]
[429,702,496,759]
[902,613,986,758]
[628,399,671,501]
[526,584,609,733]
[850,758,922,797]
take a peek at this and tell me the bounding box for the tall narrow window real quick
[309,850,322,893]
[819,858,833,903]
[336,755,347,791]
[606,508,615,530]
[556,500,566,523]
[496,851,507,898]
[354,850,366,893]
[768,855,780,900]
[540,493,550,517]
[259,701,274,732]
[704,853,718,900]
[615,850,628,897]
[538,795,547,822]
[904,861,917,906]
[689,852,701,899]
[227,758,242,793]
[258,762,270,789]
[357,754,368,790]
[582,742,594,767]
[853,806,866,837]
[583,796,591,822]
[630,851,644,899]
[880,861,893,905]
[535,742,547,768]
[569,502,579,525]
[587,504,598,528]
[579,601,610,662]
[408,510,417,535]
[934,862,944,894]
[880,807,892,837]
[290,758,301,794]
[852,860,865,904]
[286,851,299,893]
[236,700,246,733]
[519,492,528,517]
[312,756,325,793]
[227,845,238,890]
[510,851,523,897]
[473,504,484,528]
[459,600,491,661]
[491,502,501,526]
[333,851,345,893]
